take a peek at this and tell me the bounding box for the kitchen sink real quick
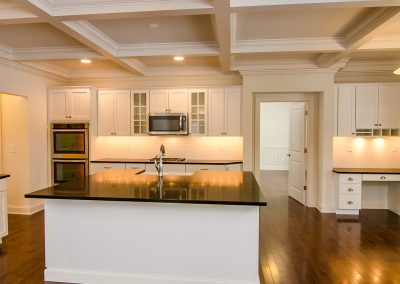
[140,172,193,176]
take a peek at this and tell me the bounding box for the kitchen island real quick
[26,170,266,284]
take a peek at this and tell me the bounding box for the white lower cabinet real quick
[0,179,8,243]
[226,164,243,171]
[335,173,362,214]
[146,164,186,174]
[125,164,146,171]
[185,164,226,173]
[91,163,126,174]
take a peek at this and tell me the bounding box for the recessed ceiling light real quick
[394,67,400,75]
[174,56,185,61]
[80,59,92,64]
[148,23,159,29]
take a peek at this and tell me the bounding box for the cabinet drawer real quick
[186,164,226,173]
[125,164,146,171]
[91,163,126,174]
[339,195,361,210]
[339,183,362,195]
[362,174,400,182]
[146,164,186,174]
[0,179,6,192]
[339,174,362,184]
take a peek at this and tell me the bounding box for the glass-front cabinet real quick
[131,91,149,135]
[190,89,207,135]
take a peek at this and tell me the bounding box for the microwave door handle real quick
[179,114,182,131]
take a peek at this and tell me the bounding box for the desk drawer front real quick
[339,174,362,184]
[362,174,400,182]
[339,183,362,195]
[339,195,361,210]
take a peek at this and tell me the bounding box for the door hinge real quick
[304,185,307,191]
[304,148,308,153]
[305,110,308,116]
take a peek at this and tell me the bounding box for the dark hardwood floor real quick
[0,170,399,283]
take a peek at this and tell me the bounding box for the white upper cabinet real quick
[149,89,188,113]
[49,88,92,121]
[336,85,355,136]
[355,85,378,129]
[378,85,400,129]
[209,87,242,136]
[131,90,149,135]
[98,90,131,136]
[189,89,207,135]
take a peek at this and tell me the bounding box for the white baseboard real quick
[260,166,288,171]
[45,269,260,284]
[336,209,359,215]
[8,202,44,215]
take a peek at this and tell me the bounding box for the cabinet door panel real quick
[0,191,8,238]
[149,89,168,113]
[337,86,355,136]
[355,85,378,129]
[114,91,131,136]
[168,89,188,113]
[49,90,67,121]
[225,88,241,136]
[208,89,225,136]
[69,89,91,121]
[98,91,115,136]
[378,85,400,128]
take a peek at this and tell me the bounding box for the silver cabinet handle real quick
[347,188,353,192]
[179,113,182,131]
[347,201,353,205]
[348,177,353,181]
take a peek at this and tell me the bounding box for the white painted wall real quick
[0,59,64,214]
[260,102,294,170]
[242,72,335,212]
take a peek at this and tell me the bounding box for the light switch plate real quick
[346,144,353,152]
[392,144,399,152]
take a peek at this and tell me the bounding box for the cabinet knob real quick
[347,188,353,192]
[380,176,386,180]
[347,201,353,205]
[348,177,353,181]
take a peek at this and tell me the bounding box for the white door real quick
[355,85,378,129]
[288,103,306,205]
[149,89,168,113]
[225,88,241,136]
[68,89,91,121]
[378,85,400,128]
[208,88,225,136]
[48,90,67,121]
[114,91,131,136]
[168,89,188,113]
[98,91,115,136]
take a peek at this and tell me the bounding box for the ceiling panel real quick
[0,23,83,48]
[89,15,215,44]
[234,53,318,61]
[236,7,372,40]
[350,50,400,61]
[137,56,219,67]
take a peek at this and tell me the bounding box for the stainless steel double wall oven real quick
[50,123,89,184]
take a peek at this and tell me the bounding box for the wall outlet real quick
[392,144,399,152]
[8,144,16,153]
[346,144,353,152]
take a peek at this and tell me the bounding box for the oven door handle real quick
[51,129,88,133]
[52,159,87,163]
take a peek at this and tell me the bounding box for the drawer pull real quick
[348,177,353,181]
[380,176,386,180]
[347,188,353,192]
[130,167,139,169]
[347,201,353,205]
[104,166,112,169]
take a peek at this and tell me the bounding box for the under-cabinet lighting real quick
[174,56,185,61]
[394,67,400,75]
[80,59,92,64]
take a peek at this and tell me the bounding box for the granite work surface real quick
[333,168,400,174]
[25,170,266,206]
[91,158,243,165]
[0,174,10,180]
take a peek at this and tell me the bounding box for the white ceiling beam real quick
[318,7,400,68]
[232,37,345,54]
[0,44,13,60]
[212,1,232,72]
[0,2,44,25]
[231,0,400,12]
[360,35,400,50]
[13,46,104,61]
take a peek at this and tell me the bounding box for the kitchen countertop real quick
[333,168,400,174]
[91,158,243,165]
[0,174,10,180]
[25,169,266,206]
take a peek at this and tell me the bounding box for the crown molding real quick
[117,42,219,57]
[342,60,400,72]
[0,2,41,23]
[13,46,103,61]
[0,44,13,60]
[21,62,69,78]
[68,69,133,79]
[27,0,53,15]
[335,71,400,83]
[360,35,400,50]
[145,66,226,76]
[232,37,345,54]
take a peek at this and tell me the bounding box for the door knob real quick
[287,154,291,157]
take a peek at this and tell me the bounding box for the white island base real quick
[44,199,260,284]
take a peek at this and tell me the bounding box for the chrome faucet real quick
[154,144,166,177]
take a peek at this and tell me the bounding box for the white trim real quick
[45,269,258,284]
[0,44,13,60]
[21,62,69,78]
[13,46,103,61]
[336,209,359,215]
[232,37,345,54]
[27,0,54,15]
[360,35,400,50]
[0,2,39,21]
[8,202,44,215]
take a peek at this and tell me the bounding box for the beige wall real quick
[242,72,335,212]
[0,60,63,214]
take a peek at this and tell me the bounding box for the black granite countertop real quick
[91,158,243,165]
[333,168,400,174]
[0,174,10,180]
[25,170,266,206]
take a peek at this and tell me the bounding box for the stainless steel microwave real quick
[148,113,188,135]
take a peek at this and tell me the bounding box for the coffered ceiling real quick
[0,0,400,82]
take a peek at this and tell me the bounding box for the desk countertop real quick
[333,168,400,174]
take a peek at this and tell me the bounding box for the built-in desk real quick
[333,168,400,215]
